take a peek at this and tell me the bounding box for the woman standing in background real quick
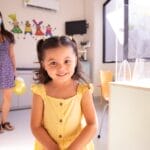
[0,11,16,133]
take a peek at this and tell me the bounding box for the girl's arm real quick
[9,44,16,76]
[68,89,98,150]
[31,94,59,150]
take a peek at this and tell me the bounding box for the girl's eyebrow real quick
[65,56,71,59]
[47,58,56,62]
[47,56,72,62]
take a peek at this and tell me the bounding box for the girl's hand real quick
[67,144,82,150]
[45,143,60,150]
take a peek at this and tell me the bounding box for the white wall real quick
[84,0,116,96]
[0,0,86,68]
[0,0,116,96]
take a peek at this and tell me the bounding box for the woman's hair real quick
[0,11,15,43]
[34,36,88,84]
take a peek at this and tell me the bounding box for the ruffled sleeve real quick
[77,83,94,95]
[31,84,45,100]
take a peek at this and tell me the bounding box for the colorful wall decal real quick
[32,19,44,36]
[24,20,32,35]
[45,24,56,37]
[8,14,23,34]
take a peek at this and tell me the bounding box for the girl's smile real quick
[56,73,68,77]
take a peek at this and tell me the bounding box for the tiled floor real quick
[0,98,108,150]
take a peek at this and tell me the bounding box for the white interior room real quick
[0,0,150,150]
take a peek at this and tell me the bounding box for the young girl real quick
[31,36,98,150]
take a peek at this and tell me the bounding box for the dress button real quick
[59,102,63,106]
[59,135,62,138]
[59,119,63,123]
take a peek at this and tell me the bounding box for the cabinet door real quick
[0,70,34,110]
[11,94,19,109]
[109,83,150,150]
[17,70,34,109]
[0,89,18,110]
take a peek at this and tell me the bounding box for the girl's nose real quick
[57,64,65,72]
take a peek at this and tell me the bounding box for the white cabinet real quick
[0,69,34,110]
[0,86,18,110]
[15,70,34,109]
[0,91,18,109]
[109,82,150,150]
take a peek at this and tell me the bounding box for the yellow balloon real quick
[13,77,26,95]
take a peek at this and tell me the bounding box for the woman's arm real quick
[31,94,59,150]
[68,89,98,150]
[8,43,16,76]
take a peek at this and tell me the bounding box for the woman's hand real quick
[14,70,17,80]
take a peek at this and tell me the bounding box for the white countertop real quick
[111,79,150,90]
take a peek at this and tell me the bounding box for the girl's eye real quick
[49,61,57,66]
[65,60,71,64]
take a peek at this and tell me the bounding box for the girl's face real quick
[42,46,77,83]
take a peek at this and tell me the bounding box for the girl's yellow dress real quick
[31,83,94,150]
